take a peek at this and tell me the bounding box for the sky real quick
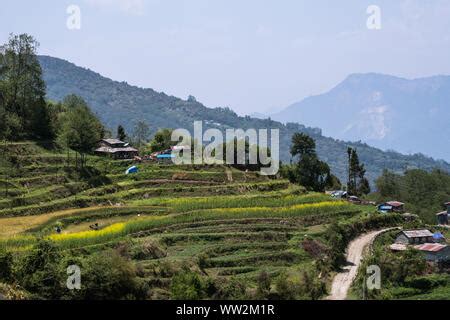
[1,0,450,115]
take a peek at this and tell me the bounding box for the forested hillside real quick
[38,56,450,183]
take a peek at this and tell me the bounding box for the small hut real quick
[395,229,434,245]
[378,201,405,213]
[414,243,450,263]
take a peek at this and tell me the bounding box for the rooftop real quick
[390,243,408,251]
[414,243,448,253]
[95,147,138,153]
[402,229,434,238]
[102,138,125,145]
[386,201,405,207]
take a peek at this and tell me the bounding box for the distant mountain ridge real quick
[38,55,450,184]
[273,73,450,161]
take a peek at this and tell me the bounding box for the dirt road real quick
[327,229,392,300]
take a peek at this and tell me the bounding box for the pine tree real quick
[347,147,370,196]
[117,125,127,141]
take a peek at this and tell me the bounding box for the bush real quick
[256,270,271,299]
[274,272,300,300]
[76,250,148,300]
[170,269,208,300]
[405,274,449,291]
[0,249,13,282]
[16,240,65,299]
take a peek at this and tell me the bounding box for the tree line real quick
[281,132,370,195]
[0,33,153,168]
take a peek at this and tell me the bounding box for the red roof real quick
[386,201,404,207]
[414,243,447,253]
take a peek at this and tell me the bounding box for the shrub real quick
[0,249,13,282]
[16,240,65,299]
[75,250,148,300]
[274,272,301,300]
[256,270,271,299]
[170,269,208,300]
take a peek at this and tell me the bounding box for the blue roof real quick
[157,154,175,159]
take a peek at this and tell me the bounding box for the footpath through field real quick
[326,228,394,300]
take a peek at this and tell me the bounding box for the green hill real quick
[38,55,450,183]
[0,142,389,300]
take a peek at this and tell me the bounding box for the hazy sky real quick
[1,0,450,115]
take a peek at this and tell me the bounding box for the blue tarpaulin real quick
[125,166,139,174]
[433,232,444,240]
[157,154,175,159]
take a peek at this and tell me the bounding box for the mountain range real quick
[273,73,450,162]
[38,55,450,184]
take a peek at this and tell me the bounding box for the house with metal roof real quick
[414,243,450,262]
[437,211,449,225]
[378,201,405,213]
[95,139,139,160]
[436,202,450,225]
[395,229,434,245]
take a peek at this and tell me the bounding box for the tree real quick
[347,147,370,196]
[58,95,104,168]
[76,250,146,300]
[0,33,51,140]
[171,269,208,300]
[132,121,150,149]
[16,240,64,299]
[376,169,400,198]
[149,128,174,152]
[117,125,127,141]
[288,133,333,192]
[221,138,271,172]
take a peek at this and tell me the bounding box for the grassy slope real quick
[3,142,435,300]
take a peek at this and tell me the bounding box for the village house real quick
[395,229,434,245]
[95,139,139,160]
[378,201,405,213]
[414,243,450,263]
[437,211,449,225]
[436,202,450,225]
[329,190,348,199]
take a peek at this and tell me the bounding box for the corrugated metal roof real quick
[390,243,408,251]
[402,230,433,238]
[102,138,125,144]
[95,147,138,153]
[414,243,448,252]
[386,201,404,207]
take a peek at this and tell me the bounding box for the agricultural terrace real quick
[0,142,382,299]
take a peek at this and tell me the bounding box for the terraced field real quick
[0,142,376,299]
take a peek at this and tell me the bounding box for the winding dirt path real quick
[327,229,393,300]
